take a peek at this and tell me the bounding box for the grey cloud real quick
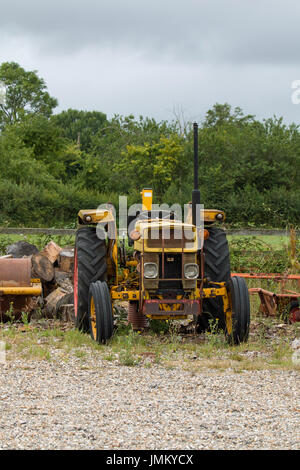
[1,0,300,65]
[0,0,299,124]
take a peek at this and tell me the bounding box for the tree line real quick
[0,62,299,228]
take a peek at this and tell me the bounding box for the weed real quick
[21,312,29,325]
[74,350,87,360]
[204,318,225,348]
[149,319,170,335]
[229,236,293,273]
[103,353,115,362]
[118,349,140,366]
[168,321,181,344]
[5,303,15,324]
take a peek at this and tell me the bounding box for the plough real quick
[231,272,300,323]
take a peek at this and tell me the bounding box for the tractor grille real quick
[159,253,182,289]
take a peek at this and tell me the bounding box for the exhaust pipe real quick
[192,122,200,227]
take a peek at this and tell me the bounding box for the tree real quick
[203,103,254,128]
[114,134,188,199]
[5,114,85,181]
[51,109,107,152]
[0,62,57,128]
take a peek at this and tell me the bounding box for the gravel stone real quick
[0,358,299,450]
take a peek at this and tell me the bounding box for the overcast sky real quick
[1,0,300,123]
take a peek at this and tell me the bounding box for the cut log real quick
[44,288,74,317]
[58,250,74,273]
[39,241,62,264]
[41,280,56,298]
[31,253,54,282]
[54,269,73,291]
[6,241,39,258]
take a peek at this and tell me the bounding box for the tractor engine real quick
[129,218,202,320]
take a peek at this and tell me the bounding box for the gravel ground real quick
[0,356,299,450]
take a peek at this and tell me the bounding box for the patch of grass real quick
[227,234,289,250]
[0,310,299,372]
[24,345,51,361]
[74,349,88,360]
[63,329,101,350]
[103,353,116,362]
[118,349,141,366]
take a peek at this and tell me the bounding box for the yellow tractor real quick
[73,123,250,345]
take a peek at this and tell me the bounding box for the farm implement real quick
[0,257,42,322]
[232,272,300,323]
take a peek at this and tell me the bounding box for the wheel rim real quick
[90,296,97,339]
[225,290,233,335]
[74,249,78,319]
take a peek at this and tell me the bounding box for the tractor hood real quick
[133,219,199,253]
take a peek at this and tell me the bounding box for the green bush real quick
[228,236,297,273]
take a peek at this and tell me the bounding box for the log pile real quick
[5,240,75,321]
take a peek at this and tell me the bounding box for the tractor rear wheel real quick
[74,226,107,333]
[225,276,250,345]
[197,227,231,332]
[88,281,114,343]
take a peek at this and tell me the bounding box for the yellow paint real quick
[90,296,97,340]
[157,294,183,311]
[223,290,232,335]
[0,284,42,296]
[111,289,140,301]
[185,204,226,224]
[78,209,115,224]
[112,242,118,268]
[126,260,138,267]
[141,188,153,211]
[198,286,227,298]
[134,220,198,253]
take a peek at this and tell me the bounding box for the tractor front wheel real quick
[88,281,114,343]
[225,276,250,345]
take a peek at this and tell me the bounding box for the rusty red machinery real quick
[0,258,42,321]
[231,272,300,323]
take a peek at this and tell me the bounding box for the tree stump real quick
[58,250,74,273]
[44,288,74,317]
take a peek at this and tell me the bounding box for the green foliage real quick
[0,62,299,229]
[0,62,57,128]
[228,236,298,273]
[115,134,188,200]
[51,109,107,152]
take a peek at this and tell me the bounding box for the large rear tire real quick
[74,226,107,332]
[225,276,250,345]
[89,281,113,343]
[197,227,231,332]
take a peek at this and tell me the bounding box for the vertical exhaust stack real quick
[192,122,201,227]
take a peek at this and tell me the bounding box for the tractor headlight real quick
[144,262,158,279]
[184,263,199,279]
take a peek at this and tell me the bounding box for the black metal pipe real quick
[193,122,199,190]
[192,122,200,227]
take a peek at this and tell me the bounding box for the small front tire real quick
[88,281,113,344]
[225,276,250,345]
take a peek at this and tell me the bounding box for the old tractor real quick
[74,123,250,345]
